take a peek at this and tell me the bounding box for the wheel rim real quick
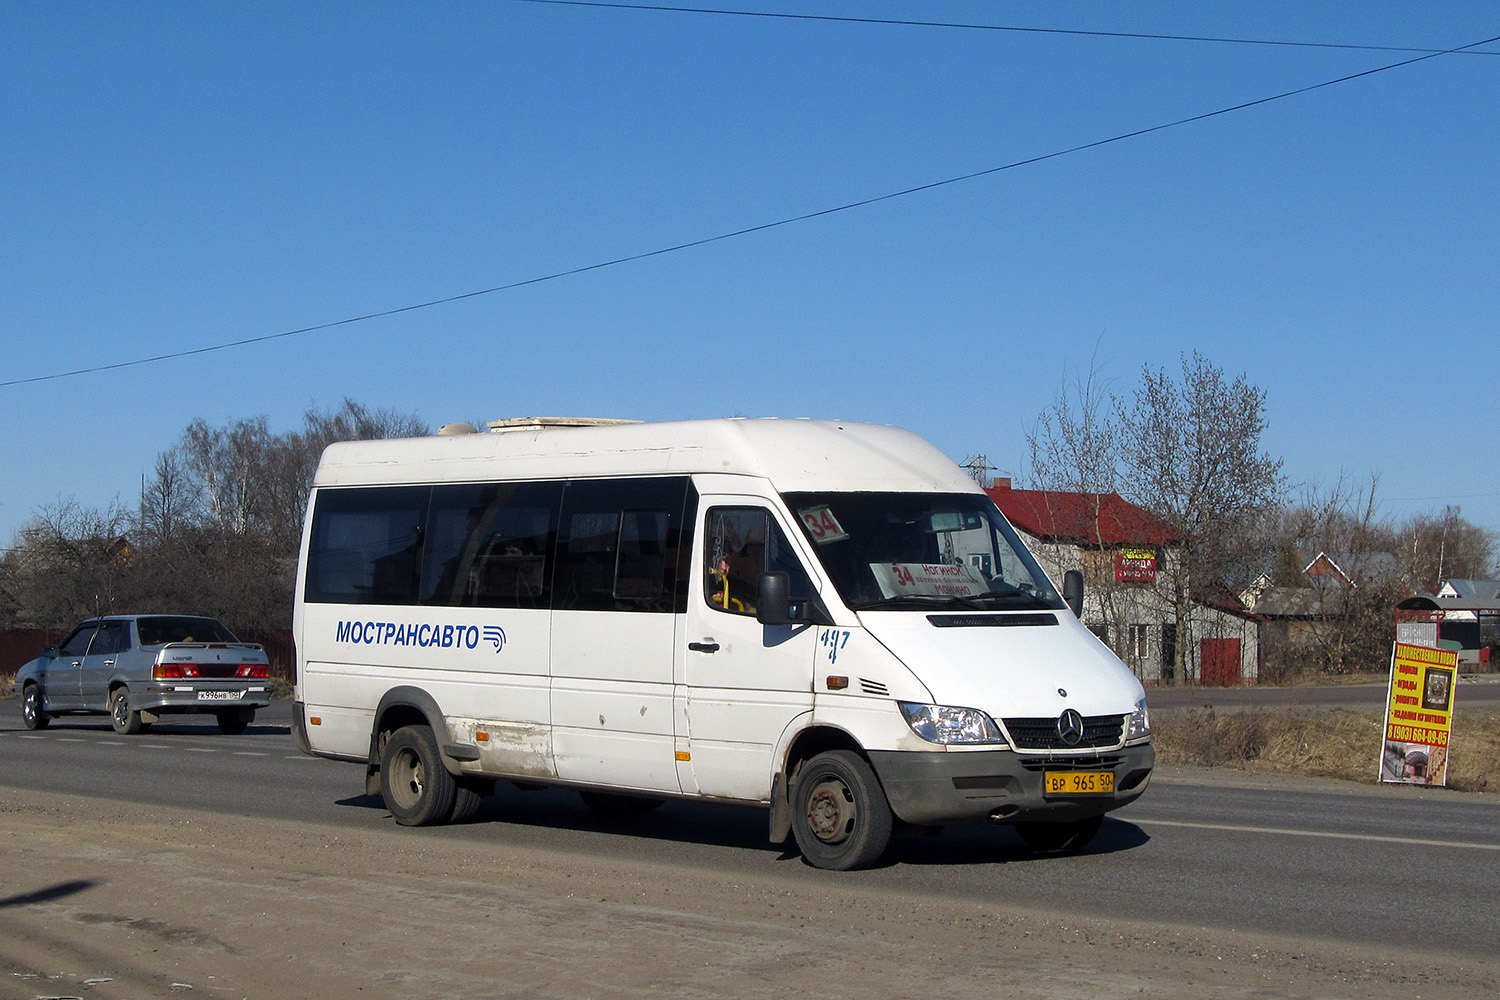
[804,775,857,845]
[23,688,39,723]
[112,692,129,727]
[390,746,424,809]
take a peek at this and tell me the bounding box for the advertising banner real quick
[1379,642,1458,786]
[1114,547,1157,583]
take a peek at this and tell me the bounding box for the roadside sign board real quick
[1379,642,1458,786]
[1114,547,1157,583]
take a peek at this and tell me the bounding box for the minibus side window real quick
[614,509,670,602]
[704,508,811,617]
[421,482,562,608]
[553,478,691,613]
[304,486,430,605]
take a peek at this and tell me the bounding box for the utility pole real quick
[962,454,995,489]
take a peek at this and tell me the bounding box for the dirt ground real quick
[2,786,1497,1000]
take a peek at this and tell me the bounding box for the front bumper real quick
[868,742,1155,827]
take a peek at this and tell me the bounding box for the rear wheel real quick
[21,684,50,730]
[1015,815,1103,853]
[380,725,458,826]
[110,688,145,735]
[790,750,893,871]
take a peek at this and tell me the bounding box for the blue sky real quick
[3,2,1497,550]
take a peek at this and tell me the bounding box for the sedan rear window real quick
[136,616,238,646]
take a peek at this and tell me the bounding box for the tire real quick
[21,684,50,730]
[579,791,665,815]
[789,750,893,871]
[1015,815,1104,853]
[110,687,145,735]
[216,708,253,735]
[451,778,493,823]
[380,725,458,826]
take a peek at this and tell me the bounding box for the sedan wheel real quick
[21,684,50,730]
[110,688,145,735]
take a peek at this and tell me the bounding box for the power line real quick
[6,32,1498,390]
[511,0,1500,57]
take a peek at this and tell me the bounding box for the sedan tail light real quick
[152,662,269,679]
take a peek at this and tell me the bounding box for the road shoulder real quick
[3,784,1497,1000]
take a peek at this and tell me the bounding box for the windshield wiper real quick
[966,589,1056,609]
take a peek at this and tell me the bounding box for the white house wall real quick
[1023,536,1259,685]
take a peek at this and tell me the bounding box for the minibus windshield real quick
[784,492,1065,612]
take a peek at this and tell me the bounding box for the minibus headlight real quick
[898,702,1008,746]
[1125,697,1151,743]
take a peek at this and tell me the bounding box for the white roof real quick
[312,418,980,494]
[1437,579,1500,600]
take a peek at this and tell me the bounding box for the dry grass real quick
[1153,705,1500,793]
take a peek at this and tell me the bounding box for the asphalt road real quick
[3,699,1498,960]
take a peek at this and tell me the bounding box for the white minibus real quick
[292,418,1153,869]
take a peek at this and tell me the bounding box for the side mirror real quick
[756,571,792,626]
[42,646,59,659]
[1063,570,1084,618]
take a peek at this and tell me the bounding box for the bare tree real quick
[277,399,428,539]
[1262,475,1402,678]
[139,449,198,545]
[1024,363,1139,659]
[5,499,132,628]
[155,399,428,554]
[1398,506,1497,591]
[3,399,429,634]
[177,415,274,536]
[1116,353,1285,680]
[1026,363,1118,496]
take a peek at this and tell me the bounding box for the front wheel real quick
[451,777,493,823]
[110,688,145,735]
[21,684,50,730]
[380,725,458,826]
[789,750,893,871]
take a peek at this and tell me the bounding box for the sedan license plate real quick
[196,690,245,702]
[1043,770,1114,797]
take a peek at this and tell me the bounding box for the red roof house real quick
[985,482,1178,548]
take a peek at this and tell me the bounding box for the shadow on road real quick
[0,878,98,909]
[333,781,1153,869]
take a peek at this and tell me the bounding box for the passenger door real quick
[44,622,97,710]
[548,478,693,794]
[79,620,132,709]
[679,500,820,801]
